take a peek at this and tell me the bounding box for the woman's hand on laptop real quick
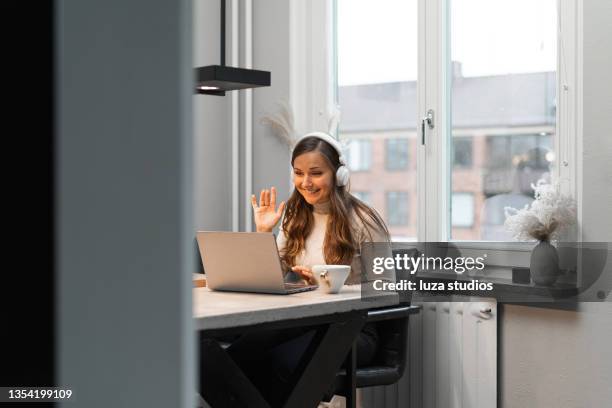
[291,265,318,285]
[251,187,286,233]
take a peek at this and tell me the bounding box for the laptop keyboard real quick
[284,282,318,293]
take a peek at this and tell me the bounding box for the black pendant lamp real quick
[195,0,271,96]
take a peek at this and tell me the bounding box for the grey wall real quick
[500,1,612,407]
[194,0,232,231]
[57,1,194,407]
[193,0,291,234]
[252,0,293,231]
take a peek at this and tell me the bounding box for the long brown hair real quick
[280,136,390,268]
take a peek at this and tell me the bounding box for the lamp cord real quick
[220,0,226,66]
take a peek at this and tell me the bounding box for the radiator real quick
[360,298,497,408]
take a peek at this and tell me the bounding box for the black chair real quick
[322,304,420,407]
[322,248,421,408]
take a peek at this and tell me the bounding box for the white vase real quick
[530,240,560,286]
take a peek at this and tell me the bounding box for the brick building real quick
[338,71,556,240]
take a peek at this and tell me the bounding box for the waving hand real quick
[251,187,286,232]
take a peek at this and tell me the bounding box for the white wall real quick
[500,1,612,406]
[501,304,612,408]
[581,0,612,242]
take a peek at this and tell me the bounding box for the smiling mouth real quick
[303,188,320,194]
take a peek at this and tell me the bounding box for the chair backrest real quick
[374,317,408,373]
[369,248,420,377]
[391,247,420,304]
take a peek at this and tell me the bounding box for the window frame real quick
[289,0,337,138]
[290,0,582,268]
[419,0,581,245]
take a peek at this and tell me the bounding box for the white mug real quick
[312,265,351,294]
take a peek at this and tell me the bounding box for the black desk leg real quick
[200,338,270,408]
[345,342,357,408]
[283,314,366,408]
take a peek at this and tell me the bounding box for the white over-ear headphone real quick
[299,131,350,187]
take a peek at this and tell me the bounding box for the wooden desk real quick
[194,285,399,408]
[194,285,398,331]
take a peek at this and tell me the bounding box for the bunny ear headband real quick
[260,101,350,186]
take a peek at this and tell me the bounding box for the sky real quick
[337,0,557,86]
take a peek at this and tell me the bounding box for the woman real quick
[235,132,392,404]
[251,132,390,288]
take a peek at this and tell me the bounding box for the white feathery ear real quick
[337,137,351,153]
[327,105,341,137]
[260,100,298,150]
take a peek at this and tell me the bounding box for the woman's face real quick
[293,151,334,205]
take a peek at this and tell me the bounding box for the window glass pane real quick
[352,191,372,206]
[386,192,410,226]
[452,137,473,168]
[449,0,557,240]
[452,193,474,227]
[345,139,371,171]
[337,0,418,241]
[386,138,409,171]
[483,134,553,196]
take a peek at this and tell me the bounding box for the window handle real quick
[421,109,435,145]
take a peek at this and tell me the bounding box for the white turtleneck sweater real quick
[276,200,392,284]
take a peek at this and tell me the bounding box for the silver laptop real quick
[196,231,318,294]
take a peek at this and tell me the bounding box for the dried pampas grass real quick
[260,100,298,149]
[260,101,344,151]
[504,177,577,242]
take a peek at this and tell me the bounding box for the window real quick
[295,0,577,244]
[386,138,409,171]
[452,137,473,168]
[452,193,475,228]
[352,191,371,205]
[344,139,372,171]
[386,191,409,226]
[336,0,418,240]
[449,0,559,240]
[483,133,553,197]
